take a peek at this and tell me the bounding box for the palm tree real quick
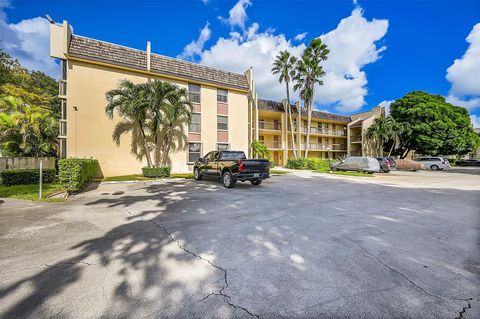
[251,140,270,159]
[293,38,329,158]
[105,80,153,167]
[155,86,192,167]
[366,117,392,156]
[272,50,298,158]
[387,119,409,157]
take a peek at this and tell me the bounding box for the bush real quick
[58,158,100,193]
[447,158,456,166]
[0,169,56,186]
[142,166,170,178]
[286,158,331,170]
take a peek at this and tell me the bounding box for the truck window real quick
[220,151,246,160]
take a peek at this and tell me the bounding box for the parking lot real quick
[1,167,479,318]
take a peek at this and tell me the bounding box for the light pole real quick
[327,146,331,172]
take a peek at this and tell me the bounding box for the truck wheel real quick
[194,167,202,180]
[251,180,262,186]
[222,171,236,188]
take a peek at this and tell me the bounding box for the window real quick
[219,151,246,160]
[61,100,67,120]
[60,121,67,136]
[188,84,200,103]
[61,60,67,81]
[188,142,202,163]
[60,138,67,159]
[217,143,230,151]
[189,113,201,133]
[217,89,228,103]
[217,115,228,130]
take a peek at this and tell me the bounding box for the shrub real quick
[286,158,331,170]
[142,166,170,178]
[58,158,100,193]
[269,160,276,169]
[0,169,56,186]
[447,158,456,166]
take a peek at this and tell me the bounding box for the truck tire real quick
[194,167,202,180]
[222,171,236,188]
[251,180,262,186]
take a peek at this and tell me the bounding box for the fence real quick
[0,157,56,170]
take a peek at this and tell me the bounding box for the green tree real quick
[390,91,480,158]
[106,80,153,167]
[251,140,270,159]
[272,50,298,158]
[366,116,393,157]
[293,38,329,158]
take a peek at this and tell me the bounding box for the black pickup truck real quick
[193,150,270,188]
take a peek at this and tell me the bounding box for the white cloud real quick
[194,7,389,114]
[317,8,388,112]
[294,32,307,41]
[218,0,251,30]
[378,100,394,115]
[178,22,212,61]
[470,115,480,129]
[445,23,480,112]
[201,0,209,5]
[0,1,58,78]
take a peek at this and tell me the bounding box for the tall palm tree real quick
[293,38,329,158]
[156,87,192,166]
[105,80,153,167]
[272,50,298,158]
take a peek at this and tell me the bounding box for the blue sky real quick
[1,0,479,126]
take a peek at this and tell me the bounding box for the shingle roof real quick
[258,99,351,123]
[68,35,249,90]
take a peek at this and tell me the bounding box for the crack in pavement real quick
[126,211,261,318]
[345,236,474,318]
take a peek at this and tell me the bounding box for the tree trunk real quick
[388,140,395,157]
[161,135,170,167]
[138,120,153,167]
[286,82,297,159]
[305,100,312,159]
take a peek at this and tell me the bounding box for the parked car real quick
[330,156,381,173]
[415,157,451,170]
[194,150,270,188]
[396,159,425,171]
[386,157,397,170]
[376,157,391,173]
[456,159,480,166]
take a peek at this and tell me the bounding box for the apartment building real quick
[347,105,385,157]
[253,100,351,166]
[50,21,253,176]
[49,20,384,175]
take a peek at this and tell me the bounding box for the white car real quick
[415,157,451,170]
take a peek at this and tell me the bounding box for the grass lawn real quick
[270,169,289,174]
[0,183,66,202]
[170,173,194,179]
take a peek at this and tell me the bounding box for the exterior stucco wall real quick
[66,60,248,176]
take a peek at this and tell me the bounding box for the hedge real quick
[142,166,170,178]
[286,158,332,170]
[0,169,56,186]
[58,158,100,193]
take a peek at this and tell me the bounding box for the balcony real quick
[258,121,282,131]
[262,141,282,149]
[350,135,362,143]
[332,144,347,151]
[298,127,347,136]
[298,144,347,151]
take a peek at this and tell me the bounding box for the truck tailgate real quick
[241,160,270,173]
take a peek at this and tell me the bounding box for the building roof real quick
[68,35,250,90]
[258,99,351,123]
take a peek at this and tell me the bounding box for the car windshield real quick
[220,151,246,160]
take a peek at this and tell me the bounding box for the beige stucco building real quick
[50,20,384,176]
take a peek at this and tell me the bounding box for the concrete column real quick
[146,41,151,72]
[255,93,259,141]
[296,101,301,158]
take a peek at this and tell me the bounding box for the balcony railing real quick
[262,141,282,149]
[350,135,362,142]
[298,144,347,151]
[298,127,346,136]
[59,80,67,96]
[258,121,282,131]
